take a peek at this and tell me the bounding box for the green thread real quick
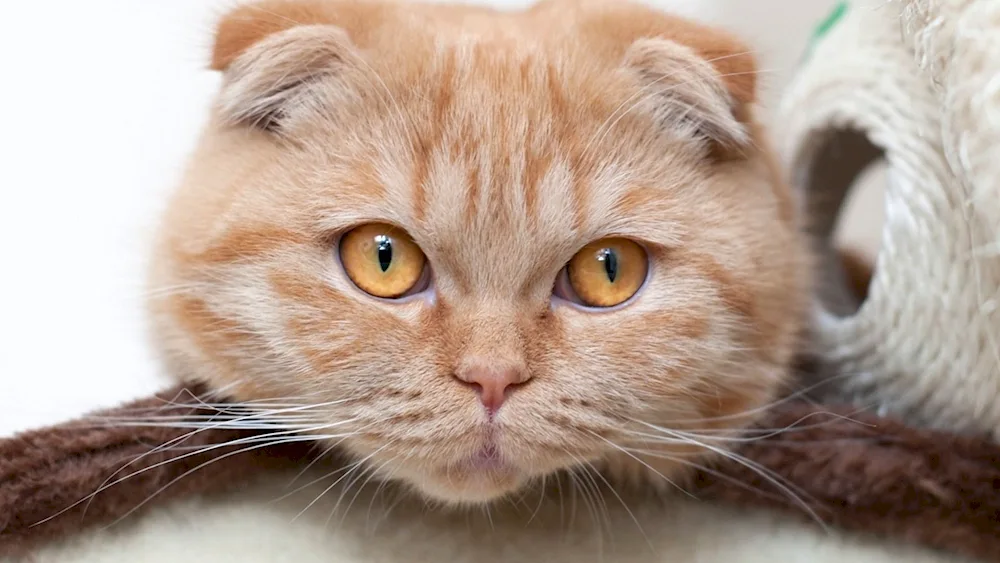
[799,1,848,64]
[811,1,848,44]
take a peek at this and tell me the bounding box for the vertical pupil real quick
[375,235,393,272]
[599,248,618,283]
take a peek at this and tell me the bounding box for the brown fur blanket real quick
[1,384,998,561]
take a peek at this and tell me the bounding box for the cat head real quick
[149,0,809,504]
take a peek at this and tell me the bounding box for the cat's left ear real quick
[623,37,753,153]
[559,0,757,154]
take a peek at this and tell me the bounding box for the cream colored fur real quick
[149,0,810,506]
[22,471,962,563]
[74,2,939,562]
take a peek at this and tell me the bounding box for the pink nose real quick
[455,364,528,414]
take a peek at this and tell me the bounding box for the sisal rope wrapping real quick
[781,0,1000,439]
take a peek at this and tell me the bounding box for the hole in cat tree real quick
[834,160,885,301]
[834,160,885,260]
[796,128,885,317]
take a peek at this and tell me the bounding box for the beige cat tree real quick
[784,0,1000,439]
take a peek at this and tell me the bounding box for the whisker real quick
[268,456,360,505]
[653,373,868,426]
[93,397,353,425]
[621,446,803,507]
[99,436,327,531]
[332,452,396,529]
[83,396,357,500]
[639,408,875,445]
[282,421,382,491]
[524,473,548,527]
[483,498,496,532]
[588,431,696,499]
[564,451,612,545]
[629,421,828,531]
[582,458,654,554]
[292,445,390,523]
[93,413,324,421]
[88,421,334,431]
[33,419,358,528]
[365,458,402,532]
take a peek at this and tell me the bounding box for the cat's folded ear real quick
[209,0,372,132]
[623,37,751,154]
[556,0,758,155]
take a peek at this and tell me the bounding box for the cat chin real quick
[410,469,527,505]
[402,451,536,504]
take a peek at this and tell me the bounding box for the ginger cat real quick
[148,0,809,505]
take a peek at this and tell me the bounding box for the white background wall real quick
[0,0,838,436]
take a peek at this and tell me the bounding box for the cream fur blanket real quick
[22,475,961,563]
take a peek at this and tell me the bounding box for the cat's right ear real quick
[209,1,360,132]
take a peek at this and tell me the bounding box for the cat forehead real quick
[198,0,757,293]
[300,130,696,299]
[274,44,708,285]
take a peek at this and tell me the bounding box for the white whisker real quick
[582,458,654,554]
[336,454,397,530]
[292,445,390,523]
[653,373,868,426]
[588,431,696,499]
[628,420,827,530]
[32,419,358,528]
[100,436,327,531]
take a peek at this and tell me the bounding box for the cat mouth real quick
[447,426,512,472]
[454,444,509,473]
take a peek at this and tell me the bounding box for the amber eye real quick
[339,223,427,299]
[562,238,648,308]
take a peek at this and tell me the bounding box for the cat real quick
[147,0,810,506]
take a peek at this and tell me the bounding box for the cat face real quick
[149,0,809,504]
